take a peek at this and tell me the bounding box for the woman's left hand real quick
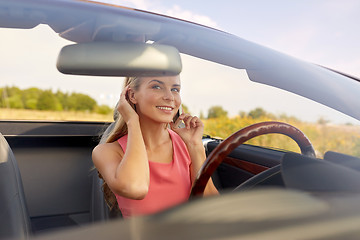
[170,113,204,146]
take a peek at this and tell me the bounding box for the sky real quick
[99,0,360,78]
[1,0,360,124]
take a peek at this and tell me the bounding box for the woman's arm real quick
[171,114,219,196]
[92,87,149,200]
[186,143,219,196]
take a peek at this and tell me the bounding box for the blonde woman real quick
[92,75,218,218]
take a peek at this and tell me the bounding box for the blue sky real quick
[101,0,360,78]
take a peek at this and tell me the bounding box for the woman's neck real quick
[138,118,170,151]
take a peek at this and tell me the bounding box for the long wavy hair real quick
[98,76,142,213]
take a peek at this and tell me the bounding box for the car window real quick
[1,24,360,158]
[0,25,121,122]
[180,54,360,158]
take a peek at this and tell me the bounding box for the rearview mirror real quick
[56,42,182,77]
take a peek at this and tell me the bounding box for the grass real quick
[2,108,360,157]
[0,108,113,122]
[203,116,360,157]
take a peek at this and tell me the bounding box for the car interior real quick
[3,119,360,239]
[0,118,292,239]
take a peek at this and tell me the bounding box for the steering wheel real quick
[190,121,316,197]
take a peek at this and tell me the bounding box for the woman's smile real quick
[156,106,174,112]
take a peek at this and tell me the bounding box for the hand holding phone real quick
[173,105,185,128]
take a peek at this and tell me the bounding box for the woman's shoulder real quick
[168,129,187,147]
[92,141,124,162]
[168,129,191,163]
[168,128,181,140]
[94,141,121,151]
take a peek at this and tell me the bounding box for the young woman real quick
[92,75,218,218]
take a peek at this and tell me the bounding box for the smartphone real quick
[173,105,185,128]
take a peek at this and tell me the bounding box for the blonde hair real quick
[98,76,142,213]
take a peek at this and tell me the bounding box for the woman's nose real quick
[163,89,174,101]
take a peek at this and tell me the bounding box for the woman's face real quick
[130,75,181,124]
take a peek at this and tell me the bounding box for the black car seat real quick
[89,122,113,222]
[89,167,110,222]
[0,133,31,239]
[89,103,122,222]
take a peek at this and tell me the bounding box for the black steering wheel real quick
[190,121,316,197]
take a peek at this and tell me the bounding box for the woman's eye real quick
[172,88,180,92]
[152,85,161,89]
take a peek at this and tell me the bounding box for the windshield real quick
[1,24,360,158]
[1,1,360,158]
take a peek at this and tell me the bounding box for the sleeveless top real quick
[115,129,192,218]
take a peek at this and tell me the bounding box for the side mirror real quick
[56,42,182,77]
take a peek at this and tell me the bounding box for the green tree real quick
[248,107,267,119]
[8,95,24,109]
[5,86,21,97]
[207,106,228,119]
[238,111,247,118]
[25,99,37,109]
[55,90,69,110]
[95,104,112,115]
[1,86,22,108]
[37,90,62,111]
[67,93,97,111]
[22,87,42,109]
[0,88,8,108]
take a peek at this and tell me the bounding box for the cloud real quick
[95,0,218,28]
[321,0,360,15]
[161,5,218,28]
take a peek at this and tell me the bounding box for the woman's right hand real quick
[117,86,139,124]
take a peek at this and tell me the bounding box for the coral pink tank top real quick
[115,129,192,218]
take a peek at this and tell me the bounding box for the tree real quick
[67,93,96,111]
[207,105,228,119]
[248,107,267,119]
[317,117,330,125]
[238,111,247,118]
[0,88,9,108]
[8,95,24,109]
[0,85,104,113]
[37,90,62,111]
[22,88,42,109]
[1,86,22,108]
[25,99,37,110]
[181,103,190,114]
[95,104,112,115]
[4,86,21,97]
[55,90,69,110]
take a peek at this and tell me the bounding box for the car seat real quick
[0,133,31,239]
[89,103,122,221]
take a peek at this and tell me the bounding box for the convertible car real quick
[2,0,360,239]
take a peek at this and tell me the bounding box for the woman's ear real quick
[127,88,137,104]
